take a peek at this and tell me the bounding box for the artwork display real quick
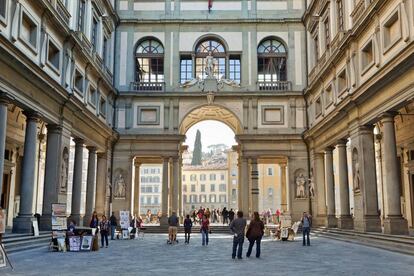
[69,236,81,251]
[122,230,129,240]
[52,203,67,231]
[119,211,130,229]
[52,204,66,217]
[0,209,5,234]
[81,236,93,251]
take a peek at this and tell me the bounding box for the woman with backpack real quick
[200,214,210,246]
[246,212,264,258]
[184,214,193,244]
[99,215,111,248]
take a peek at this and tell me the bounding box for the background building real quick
[139,165,162,216]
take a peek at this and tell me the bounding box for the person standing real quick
[99,215,110,248]
[301,212,312,246]
[168,212,179,244]
[230,211,247,259]
[246,212,265,258]
[222,207,229,225]
[109,212,118,240]
[200,214,210,246]
[228,208,235,223]
[184,214,193,244]
[89,211,99,229]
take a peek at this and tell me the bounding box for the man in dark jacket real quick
[228,209,235,223]
[109,212,118,240]
[229,211,247,259]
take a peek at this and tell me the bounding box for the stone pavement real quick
[2,234,414,276]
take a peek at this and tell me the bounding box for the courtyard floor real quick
[2,233,414,276]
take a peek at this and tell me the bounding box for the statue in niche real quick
[60,149,69,192]
[106,168,111,198]
[295,173,306,198]
[308,169,315,198]
[353,162,361,192]
[113,173,126,199]
[205,51,215,78]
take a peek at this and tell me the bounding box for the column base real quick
[311,215,327,227]
[39,215,53,231]
[70,214,84,227]
[354,215,381,233]
[326,215,337,228]
[83,215,92,227]
[12,216,36,234]
[383,216,409,235]
[337,215,354,229]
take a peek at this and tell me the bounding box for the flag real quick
[208,0,212,12]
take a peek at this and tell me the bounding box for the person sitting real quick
[67,220,76,236]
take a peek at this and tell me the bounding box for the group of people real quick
[168,209,313,259]
[190,206,236,225]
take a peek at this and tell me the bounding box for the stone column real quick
[13,111,40,233]
[172,157,179,214]
[336,140,353,229]
[39,124,63,231]
[133,160,141,217]
[70,138,84,226]
[280,163,287,213]
[241,158,250,216]
[178,157,183,217]
[380,113,409,235]
[83,146,97,226]
[160,158,169,226]
[95,153,107,216]
[250,157,259,214]
[324,147,337,227]
[351,126,381,232]
[0,98,8,204]
[313,152,327,225]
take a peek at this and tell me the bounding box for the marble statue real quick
[296,173,306,198]
[353,162,360,192]
[60,150,69,192]
[114,173,126,198]
[205,51,215,78]
[308,169,315,198]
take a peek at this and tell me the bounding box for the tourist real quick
[230,211,247,259]
[168,212,179,244]
[228,208,235,223]
[109,212,117,240]
[184,214,193,244]
[200,214,210,246]
[301,212,312,246]
[197,206,204,224]
[89,211,99,229]
[205,208,211,219]
[191,209,197,224]
[147,209,152,224]
[222,207,229,225]
[212,209,218,223]
[130,215,137,239]
[99,215,110,248]
[246,212,265,258]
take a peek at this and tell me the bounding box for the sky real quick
[184,120,237,152]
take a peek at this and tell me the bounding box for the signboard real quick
[69,236,81,251]
[52,204,66,217]
[280,214,292,228]
[52,203,67,230]
[119,211,130,229]
[0,209,5,234]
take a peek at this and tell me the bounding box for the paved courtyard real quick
[2,234,414,276]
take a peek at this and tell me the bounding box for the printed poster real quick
[119,211,130,229]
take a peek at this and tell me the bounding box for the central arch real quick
[179,105,243,135]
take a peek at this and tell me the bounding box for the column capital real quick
[46,124,62,134]
[379,112,397,123]
[358,124,375,134]
[336,139,348,147]
[97,152,107,159]
[23,110,41,122]
[250,157,258,164]
[134,159,141,167]
[86,146,97,152]
[324,146,335,153]
[73,137,85,145]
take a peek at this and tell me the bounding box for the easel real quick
[0,233,14,270]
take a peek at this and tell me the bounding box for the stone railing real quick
[257,81,291,92]
[129,82,165,92]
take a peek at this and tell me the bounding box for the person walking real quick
[222,207,229,225]
[184,214,193,244]
[301,212,312,246]
[246,212,265,258]
[99,215,110,248]
[230,211,247,259]
[228,208,235,223]
[191,209,197,224]
[168,212,179,244]
[200,214,210,246]
[109,212,117,240]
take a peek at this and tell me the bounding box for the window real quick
[135,38,164,83]
[154,196,159,204]
[183,195,187,204]
[229,56,241,83]
[78,0,86,32]
[210,184,215,192]
[200,195,206,203]
[267,167,273,176]
[231,189,237,199]
[103,36,108,64]
[337,0,344,31]
[383,9,401,52]
[180,57,192,83]
[91,16,98,52]
[210,174,216,181]
[220,174,225,181]
[268,188,273,197]
[325,85,333,106]
[200,174,206,181]
[257,38,287,83]
[74,70,84,95]
[195,39,226,79]
[0,0,6,19]
[47,39,60,71]
[190,174,197,181]
[337,69,347,94]
[99,97,107,117]
[21,12,38,49]
[191,184,196,192]
[219,184,226,192]
[232,179,237,185]
[182,175,186,181]
[231,169,237,177]
[154,186,159,193]
[361,40,374,72]
[88,86,97,107]
[200,184,205,192]
[219,195,227,203]
[210,195,216,203]
[183,185,187,192]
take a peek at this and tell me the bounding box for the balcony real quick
[129,82,165,92]
[47,0,71,25]
[257,81,291,92]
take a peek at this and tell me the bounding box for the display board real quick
[119,211,130,229]
[0,209,5,234]
[81,236,93,251]
[69,236,81,251]
[52,203,67,230]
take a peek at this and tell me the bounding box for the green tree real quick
[191,129,202,165]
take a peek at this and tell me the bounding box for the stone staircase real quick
[2,231,51,254]
[312,227,414,255]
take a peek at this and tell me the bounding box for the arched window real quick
[195,39,226,80]
[135,38,164,84]
[257,38,287,84]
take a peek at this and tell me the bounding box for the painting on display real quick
[122,230,129,240]
[119,211,130,229]
[0,245,6,268]
[0,209,5,234]
[69,236,81,251]
[81,236,93,251]
[52,204,66,217]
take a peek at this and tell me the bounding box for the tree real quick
[191,129,202,165]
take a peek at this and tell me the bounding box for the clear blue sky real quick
[184,120,237,151]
